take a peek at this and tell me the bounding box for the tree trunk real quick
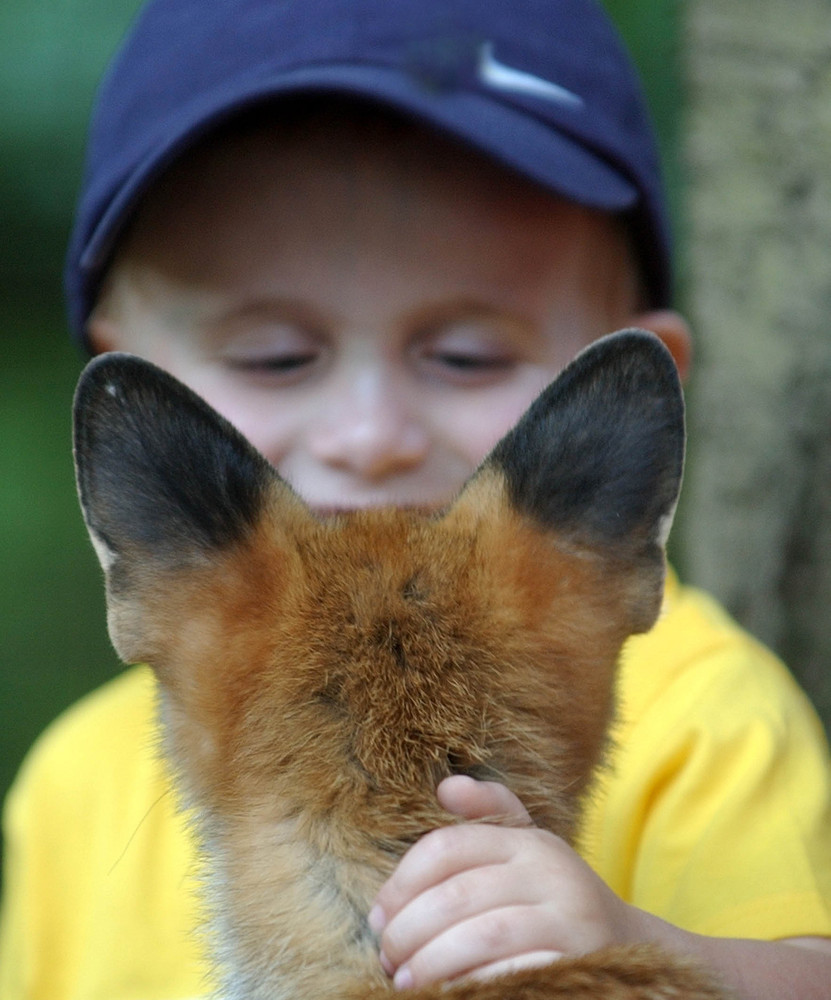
[680,2,831,732]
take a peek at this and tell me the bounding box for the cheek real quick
[440,385,553,468]
[175,373,297,465]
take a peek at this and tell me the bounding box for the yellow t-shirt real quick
[2,573,830,999]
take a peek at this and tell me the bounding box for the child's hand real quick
[369,775,641,988]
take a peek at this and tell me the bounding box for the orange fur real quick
[74,333,733,999]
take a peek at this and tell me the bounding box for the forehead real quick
[98,100,640,334]
[120,100,631,256]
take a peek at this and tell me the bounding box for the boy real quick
[2,0,830,997]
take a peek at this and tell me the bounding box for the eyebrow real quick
[200,295,338,340]
[400,297,534,339]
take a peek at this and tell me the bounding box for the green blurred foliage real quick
[0,1,142,304]
[1,1,146,870]
[0,0,682,871]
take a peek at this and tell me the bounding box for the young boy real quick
[2,0,830,997]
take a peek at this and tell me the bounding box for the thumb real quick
[437,774,533,825]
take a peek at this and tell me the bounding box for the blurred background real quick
[2,0,831,891]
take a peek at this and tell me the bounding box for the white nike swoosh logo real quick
[478,42,583,108]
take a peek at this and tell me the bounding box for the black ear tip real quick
[572,329,684,429]
[75,354,144,434]
[75,352,168,409]
[77,351,143,384]
[589,328,680,382]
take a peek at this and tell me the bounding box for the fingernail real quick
[379,950,394,977]
[368,904,387,934]
[394,965,413,991]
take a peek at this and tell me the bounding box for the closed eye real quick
[414,319,519,386]
[219,316,326,384]
[428,350,512,371]
[228,351,318,373]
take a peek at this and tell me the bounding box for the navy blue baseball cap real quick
[66,0,672,350]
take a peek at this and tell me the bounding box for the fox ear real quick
[73,353,303,611]
[454,330,684,623]
[488,329,684,552]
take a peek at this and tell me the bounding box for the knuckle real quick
[419,824,462,861]
[476,909,515,954]
[523,827,569,863]
[435,872,473,916]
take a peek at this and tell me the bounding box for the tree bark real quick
[680,2,831,732]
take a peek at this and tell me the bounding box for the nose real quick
[307,369,429,482]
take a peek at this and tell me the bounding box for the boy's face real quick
[91,112,666,513]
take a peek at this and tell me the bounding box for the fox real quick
[73,329,732,1000]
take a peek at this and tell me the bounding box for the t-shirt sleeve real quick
[577,577,831,939]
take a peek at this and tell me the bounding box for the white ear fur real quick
[85,522,118,574]
[656,500,680,550]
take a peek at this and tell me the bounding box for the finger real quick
[380,858,550,969]
[437,775,532,825]
[373,824,532,926]
[392,905,565,989]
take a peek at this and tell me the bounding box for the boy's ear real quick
[453,329,685,622]
[73,353,307,659]
[631,309,692,382]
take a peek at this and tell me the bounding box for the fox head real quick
[74,329,684,996]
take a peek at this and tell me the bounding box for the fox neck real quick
[195,805,400,1000]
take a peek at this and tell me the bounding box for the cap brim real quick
[80,62,638,275]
